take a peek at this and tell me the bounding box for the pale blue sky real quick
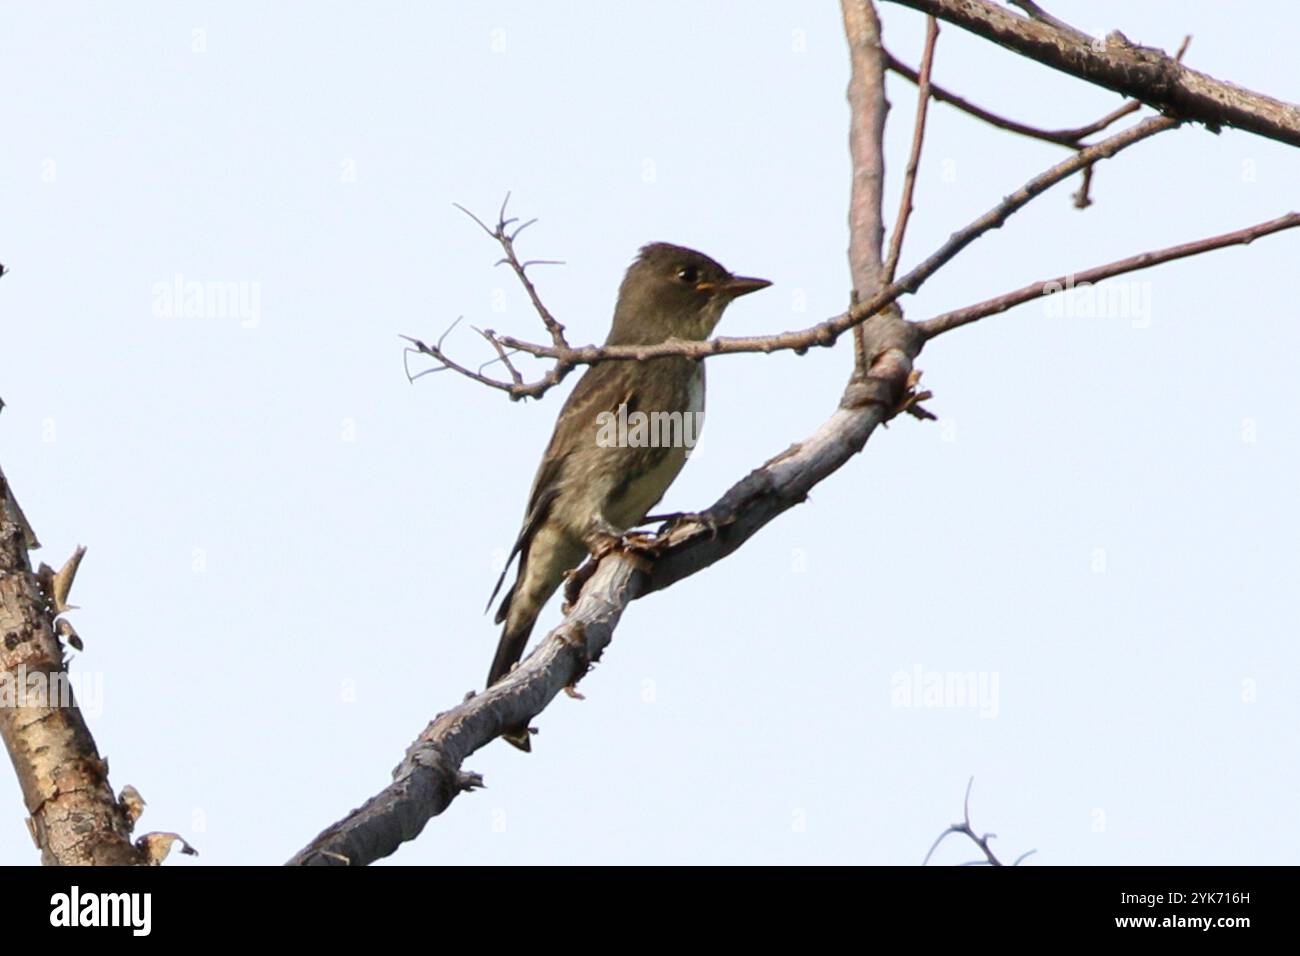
[1,2,1297,865]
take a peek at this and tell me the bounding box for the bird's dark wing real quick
[485,361,635,620]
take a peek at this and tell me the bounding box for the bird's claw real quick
[562,560,598,613]
[647,510,722,541]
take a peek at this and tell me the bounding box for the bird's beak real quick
[718,275,772,299]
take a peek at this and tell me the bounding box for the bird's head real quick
[607,242,770,345]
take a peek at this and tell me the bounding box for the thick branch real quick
[886,0,1300,147]
[843,0,891,297]
[289,317,923,866]
[0,468,144,865]
[887,34,1190,157]
[841,0,892,370]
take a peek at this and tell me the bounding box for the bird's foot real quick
[583,520,659,560]
[618,529,660,555]
[584,527,623,561]
[562,560,599,613]
[644,510,723,541]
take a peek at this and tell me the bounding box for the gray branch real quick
[288,318,921,865]
[887,0,1300,147]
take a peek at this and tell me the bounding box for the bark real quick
[0,467,143,865]
[289,316,920,866]
[886,0,1300,147]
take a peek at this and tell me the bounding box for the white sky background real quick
[1,1,1297,866]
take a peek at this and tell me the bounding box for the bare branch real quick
[886,0,1300,147]
[406,113,1174,403]
[923,778,1035,866]
[883,16,939,283]
[842,0,892,372]
[887,51,1090,147]
[453,194,568,348]
[917,211,1300,339]
[472,325,524,387]
[888,35,1190,153]
[399,330,546,399]
[0,468,147,865]
[290,317,923,865]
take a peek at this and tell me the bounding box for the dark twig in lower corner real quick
[923,777,1036,866]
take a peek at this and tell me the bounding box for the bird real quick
[485,242,770,749]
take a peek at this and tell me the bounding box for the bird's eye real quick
[675,265,700,284]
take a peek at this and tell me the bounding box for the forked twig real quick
[886,35,1191,209]
[883,16,939,283]
[923,778,1036,866]
[453,193,568,348]
[405,116,1180,399]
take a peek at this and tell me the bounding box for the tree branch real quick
[0,468,145,865]
[405,114,1176,402]
[841,0,892,370]
[923,777,1036,866]
[917,212,1300,339]
[883,16,939,283]
[885,33,1190,152]
[296,6,1269,867]
[290,317,923,865]
[885,0,1300,147]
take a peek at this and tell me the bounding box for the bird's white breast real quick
[684,364,705,454]
[687,364,706,416]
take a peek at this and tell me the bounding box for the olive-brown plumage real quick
[486,243,770,748]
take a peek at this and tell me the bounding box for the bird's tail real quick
[487,616,534,689]
[485,524,582,752]
[487,613,537,752]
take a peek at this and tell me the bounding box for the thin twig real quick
[1071,163,1096,209]
[886,35,1190,152]
[405,115,1175,399]
[452,194,568,348]
[883,16,939,283]
[1008,0,1092,43]
[399,330,538,397]
[917,211,1300,339]
[889,52,1070,145]
[473,326,524,387]
[1069,36,1191,208]
[420,120,1193,403]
